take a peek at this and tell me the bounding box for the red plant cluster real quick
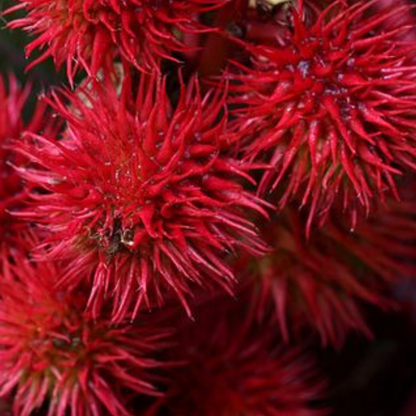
[0,75,55,258]
[238,192,416,346]
[15,74,269,321]
[159,300,326,416]
[5,0,227,82]
[229,0,416,230]
[0,252,169,416]
[1,0,416,414]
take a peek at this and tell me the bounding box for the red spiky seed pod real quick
[158,300,326,416]
[0,74,55,257]
[228,0,416,231]
[15,74,268,321]
[239,194,416,348]
[153,296,327,416]
[0,254,169,416]
[5,0,228,83]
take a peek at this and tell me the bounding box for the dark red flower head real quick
[5,0,228,83]
[159,300,326,416]
[229,0,416,231]
[0,255,169,416]
[16,74,268,321]
[239,193,416,347]
[0,74,54,256]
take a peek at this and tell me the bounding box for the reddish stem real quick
[198,0,248,78]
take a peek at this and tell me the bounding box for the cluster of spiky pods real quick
[1,0,416,414]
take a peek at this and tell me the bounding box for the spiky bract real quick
[239,196,416,347]
[16,75,268,321]
[161,300,325,416]
[0,255,169,416]
[0,74,54,257]
[6,0,227,82]
[229,0,416,230]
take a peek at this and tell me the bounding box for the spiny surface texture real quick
[0,255,169,416]
[229,0,416,230]
[6,0,227,81]
[16,76,268,321]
